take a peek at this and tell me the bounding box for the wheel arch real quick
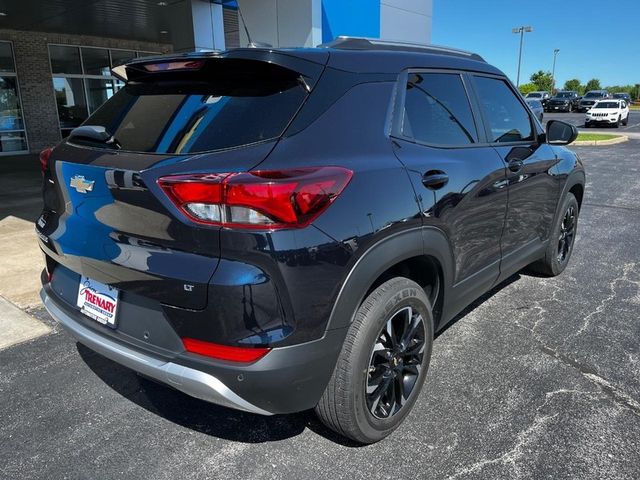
[325,226,454,333]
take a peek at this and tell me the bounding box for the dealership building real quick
[0,0,432,157]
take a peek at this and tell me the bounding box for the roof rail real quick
[319,36,485,62]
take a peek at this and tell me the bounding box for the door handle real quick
[508,160,524,173]
[422,170,449,190]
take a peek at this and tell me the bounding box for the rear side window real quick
[79,60,307,154]
[401,72,478,146]
[472,76,534,143]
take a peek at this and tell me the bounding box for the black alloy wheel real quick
[315,277,433,443]
[557,204,576,264]
[366,306,426,419]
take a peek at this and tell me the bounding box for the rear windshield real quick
[75,61,307,154]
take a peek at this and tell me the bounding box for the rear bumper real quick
[41,287,272,415]
[41,284,347,414]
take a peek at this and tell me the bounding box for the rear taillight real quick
[182,338,270,363]
[158,167,352,229]
[39,148,52,175]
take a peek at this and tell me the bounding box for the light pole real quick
[551,48,560,93]
[512,26,533,87]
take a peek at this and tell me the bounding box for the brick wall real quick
[0,29,171,153]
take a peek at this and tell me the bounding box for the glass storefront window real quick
[81,47,111,76]
[0,42,15,72]
[53,77,87,135]
[0,76,24,131]
[0,42,27,154]
[0,131,27,153]
[50,45,82,74]
[50,45,160,138]
[86,79,118,114]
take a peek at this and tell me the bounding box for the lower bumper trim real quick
[40,287,273,416]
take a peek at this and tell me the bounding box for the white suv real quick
[585,99,630,128]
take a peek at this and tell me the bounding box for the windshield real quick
[73,61,307,154]
[526,93,542,98]
[594,102,619,109]
[585,92,604,98]
[556,92,573,98]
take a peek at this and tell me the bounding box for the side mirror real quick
[546,120,578,145]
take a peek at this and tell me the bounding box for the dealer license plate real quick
[76,276,119,327]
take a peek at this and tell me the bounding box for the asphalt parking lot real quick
[2,139,640,479]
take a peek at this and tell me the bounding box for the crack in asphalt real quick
[576,262,638,335]
[446,387,567,480]
[445,262,640,479]
[445,344,640,480]
[539,345,640,417]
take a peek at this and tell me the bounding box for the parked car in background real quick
[578,90,610,112]
[525,91,551,108]
[546,91,580,112]
[525,98,544,121]
[585,98,629,127]
[612,92,631,104]
[36,38,585,444]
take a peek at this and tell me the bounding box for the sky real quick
[432,0,640,88]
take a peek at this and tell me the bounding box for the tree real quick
[518,83,538,95]
[530,70,553,92]
[563,79,582,92]
[584,78,602,91]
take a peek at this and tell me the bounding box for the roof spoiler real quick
[111,50,328,90]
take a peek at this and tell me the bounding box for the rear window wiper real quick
[68,125,121,150]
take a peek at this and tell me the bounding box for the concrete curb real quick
[573,135,629,146]
[0,294,51,351]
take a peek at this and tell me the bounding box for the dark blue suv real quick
[37,37,585,443]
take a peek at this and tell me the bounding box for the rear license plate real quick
[76,276,119,327]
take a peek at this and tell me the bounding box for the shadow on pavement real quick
[77,343,363,447]
[75,274,528,447]
[435,273,522,339]
[74,273,528,446]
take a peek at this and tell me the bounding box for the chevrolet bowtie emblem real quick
[70,175,95,194]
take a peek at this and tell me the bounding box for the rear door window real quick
[77,60,307,154]
[401,72,478,146]
[472,76,534,143]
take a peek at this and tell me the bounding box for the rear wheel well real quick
[365,256,443,324]
[569,183,584,209]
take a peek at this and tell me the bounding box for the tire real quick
[584,122,590,128]
[623,114,628,126]
[528,193,579,277]
[315,277,434,444]
[614,116,620,128]
[568,104,573,113]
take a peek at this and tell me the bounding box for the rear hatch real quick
[38,50,327,310]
